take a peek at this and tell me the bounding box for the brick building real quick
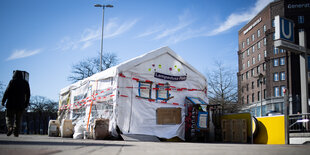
[237,0,310,116]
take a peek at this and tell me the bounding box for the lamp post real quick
[94,4,113,71]
[258,73,264,117]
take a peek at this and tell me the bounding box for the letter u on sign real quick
[280,17,294,42]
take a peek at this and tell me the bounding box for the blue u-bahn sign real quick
[275,15,294,42]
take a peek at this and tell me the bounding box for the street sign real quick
[275,15,294,42]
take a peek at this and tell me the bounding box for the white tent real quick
[58,46,208,140]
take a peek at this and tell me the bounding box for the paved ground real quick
[0,134,310,155]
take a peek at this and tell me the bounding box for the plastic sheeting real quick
[58,46,208,140]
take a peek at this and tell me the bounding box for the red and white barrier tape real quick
[59,87,114,110]
[59,73,205,110]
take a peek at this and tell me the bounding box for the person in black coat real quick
[2,70,30,137]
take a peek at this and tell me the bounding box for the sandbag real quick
[48,120,60,137]
[73,124,85,139]
[93,118,110,140]
[61,119,73,138]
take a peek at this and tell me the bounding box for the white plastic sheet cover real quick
[115,52,207,140]
[58,77,118,136]
[59,46,208,140]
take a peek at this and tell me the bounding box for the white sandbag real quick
[48,120,60,137]
[61,119,73,138]
[73,124,86,139]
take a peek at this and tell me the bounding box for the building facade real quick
[237,0,310,116]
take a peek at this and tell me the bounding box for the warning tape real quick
[59,87,114,110]
[120,95,184,107]
[59,94,115,110]
[59,73,205,110]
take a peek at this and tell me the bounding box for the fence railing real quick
[0,111,57,134]
[289,113,310,133]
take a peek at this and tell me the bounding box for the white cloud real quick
[57,37,77,51]
[7,49,41,61]
[165,27,207,44]
[208,0,273,36]
[105,18,139,38]
[136,9,205,44]
[135,0,273,44]
[79,28,101,43]
[136,25,164,38]
[58,18,139,51]
[155,10,194,40]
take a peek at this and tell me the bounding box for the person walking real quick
[1,70,30,137]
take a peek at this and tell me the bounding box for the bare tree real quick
[207,61,239,113]
[28,96,58,113]
[68,58,97,82]
[0,81,6,112]
[68,52,119,83]
[94,52,119,70]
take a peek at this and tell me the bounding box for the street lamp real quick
[258,73,264,117]
[94,4,113,71]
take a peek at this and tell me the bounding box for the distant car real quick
[266,111,282,116]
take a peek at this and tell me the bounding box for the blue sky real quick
[0,0,273,101]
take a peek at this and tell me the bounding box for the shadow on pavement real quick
[0,140,132,147]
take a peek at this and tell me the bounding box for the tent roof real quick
[61,46,206,94]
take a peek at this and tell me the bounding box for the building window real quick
[251,69,255,77]
[156,83,169,100]
[298,16,304,24]
[280,49,285,53]
[252,46,255,53]
[263,25,267,32]
[252,93,255,102]
[258,91,261,101]
[257,29,261,37]
[252,81,254,89]
[274,86,279,97]
[138,81,152,99]
[257,65,260,74]
[263,63,266,71]
[242,42,245,49]
[242,64,245,70]
[247,49,250,56]
[274,48,279,54]
[247,60,250,67]
[241,74,244,81]
[264,50,267,57]
[272,19,275,27]
[252,34,255,41]
[264,38,267,46]
[257,79,260,87]
[280,86,286,96]
[263,77,266,85]
[280,57,285,65]
[243,74,246,80]
[258,54,261,61]
[252,57,255,65]
[257,42,261,49]
[273,33,275,40]
[246,84,249,91]
[242,52,245,59]
[247,38,250,45]
[264,89,266,99]
[274,73,279,81]
[246,72,249,79]
[247,95,249,104]
[280,72,285,81]
[274,59,279,66]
